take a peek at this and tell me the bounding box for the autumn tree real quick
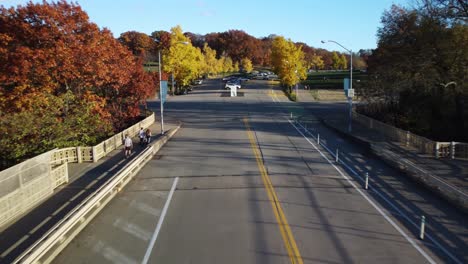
[202,43,219,76]
[270,36,307,92]
[163,25,204,90]
[0,1,155,165]
[118,31,156,61]
[220,56,234,73]
[151,30,171,51]
[340,54,348,70]
[331,52,341,70]
[241,58,253,73]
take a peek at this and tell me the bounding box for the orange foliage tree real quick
[0,1,155,166]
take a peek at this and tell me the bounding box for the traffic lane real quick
[148,113,292,262]
[247,114,436,263]
[298,102,468,263]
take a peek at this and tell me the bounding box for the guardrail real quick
[13,125,180,264]
[352,112,468,160]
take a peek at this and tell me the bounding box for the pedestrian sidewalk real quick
[322,117,468,213]
[0,121,179,263]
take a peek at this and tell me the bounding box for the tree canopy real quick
[359,3,468,141]
[0,1,156,166]
[270,36,307,89]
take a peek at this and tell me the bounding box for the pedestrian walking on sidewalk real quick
[124,134,133,158]
[139,127,145,146]
[145,128,152,145]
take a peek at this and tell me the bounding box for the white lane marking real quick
[93,240,137,264]
[113,219,152,241]
[288,119,437,264]
[141,177,179,264]
[130,200,161,217]
[29,216,52,234]
[52,201,70,216]
[294,121,462,264]
[1,235,28,257]
[85,179,99,189]
[69,189,86,201]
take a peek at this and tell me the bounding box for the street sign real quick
[347,88,354,98]
[160,81,168,104]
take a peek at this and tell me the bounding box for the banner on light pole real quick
[343,78,350,91]
[159,81,168,104]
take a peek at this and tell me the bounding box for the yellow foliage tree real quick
[309,54,324,71]
[220,56,234,73]
[241,57,253,73]
[202,43,219,76]
[270,36,306,90]
[163,25,203,89]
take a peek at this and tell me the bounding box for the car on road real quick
[225,79,241,90]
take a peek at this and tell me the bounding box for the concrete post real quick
[435,142,440,159]
[335,149,339,163]
[77,147,82,163]
[365,172,369,190]
[419,215,426,240]
[92,146,98,163]
[406,131,410,147]
[317,134,320,145]
[450,142,455,159]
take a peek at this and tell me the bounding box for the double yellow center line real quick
[243,117,303,264]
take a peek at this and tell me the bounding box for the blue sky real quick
[1,0,412,51]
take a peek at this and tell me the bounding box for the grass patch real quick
[303,70,367,90]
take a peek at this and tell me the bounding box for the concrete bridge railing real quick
[352,112,468,160]
[0,113,155,231]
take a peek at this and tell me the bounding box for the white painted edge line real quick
[141,176,179,264]
[288,119,437,264]
[293,121,462,264]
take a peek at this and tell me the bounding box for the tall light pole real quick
[322,40,353,132]
[154,40,189,135]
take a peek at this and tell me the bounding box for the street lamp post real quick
[322,40,353,132]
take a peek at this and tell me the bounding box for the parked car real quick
[193,79,203,85]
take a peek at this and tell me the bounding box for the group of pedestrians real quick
[123,127,152,158]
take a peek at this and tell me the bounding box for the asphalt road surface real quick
[54,79,467,264]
